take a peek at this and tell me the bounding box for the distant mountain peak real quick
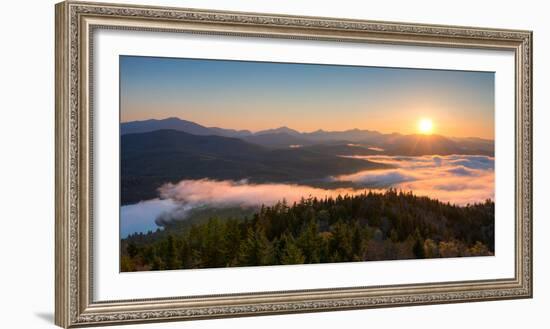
[120,117,493,156]
[255,126,301,136]
[164,116,185,121]
[121,117,253,138]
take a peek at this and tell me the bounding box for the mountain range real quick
[121,117,494,156]
[120,117,494,205]
[121,117,253,137]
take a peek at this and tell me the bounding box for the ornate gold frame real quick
[55,1,533,327]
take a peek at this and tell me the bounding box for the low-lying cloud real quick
[121,180,374,236]
[158,179,365,210]
[332,155,494,205]
[157,155,494,220]
[121,155,494,236]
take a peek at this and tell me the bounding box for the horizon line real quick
[120,116,495,141]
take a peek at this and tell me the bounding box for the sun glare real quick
[418,118,434,135]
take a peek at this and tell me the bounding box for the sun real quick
[418,118,434,135]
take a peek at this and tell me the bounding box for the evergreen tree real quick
[121,191,495,270]
[126,242,138,258]
[412,229,425,259]
[280,235,305,265]
[239,227,273,266]
[163,235,179,269]
[297,219,321,263]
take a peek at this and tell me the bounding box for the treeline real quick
[121,190,494,271]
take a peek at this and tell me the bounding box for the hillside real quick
[242,132,313,148]
[120,117,252,137]
[121,190,495,271]
[121,117,494,156]
[121,130,389,205]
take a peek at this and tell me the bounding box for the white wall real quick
[0,0,546,328]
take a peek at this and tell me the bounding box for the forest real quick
[120,189,494,271]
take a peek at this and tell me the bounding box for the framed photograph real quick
[55,1,532,327]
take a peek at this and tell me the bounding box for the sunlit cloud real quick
[140,180,377,228]
[332,155,494,205]
[121,155,494,236]
[157,155,493,221]
[158,179,363,209]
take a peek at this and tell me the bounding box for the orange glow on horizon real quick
[121,105,494,140]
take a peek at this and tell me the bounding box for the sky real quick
[120,55,495,139]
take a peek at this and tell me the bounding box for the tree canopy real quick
[121,189,494,272]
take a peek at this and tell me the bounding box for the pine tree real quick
[297,219,321,263]
[412,229,425,259]
[122,192,495,270]
[280,235,305,265]
[168,235,180,268]
[126,242,138,258]
[239,227,273,266]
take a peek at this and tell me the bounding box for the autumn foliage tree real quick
[121,190,494,271]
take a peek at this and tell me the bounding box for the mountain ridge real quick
[120,117,494,155]
[121,117,493,141]
[121,129,389,205]
[121,117,253,137]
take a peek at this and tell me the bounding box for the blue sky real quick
[120,55,494,139]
